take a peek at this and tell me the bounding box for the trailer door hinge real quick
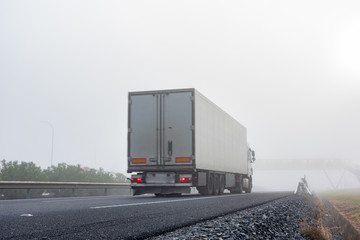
[128,128,132,133]
[190,96,194,101]
[128,99,132,105]
[191,125,195,130]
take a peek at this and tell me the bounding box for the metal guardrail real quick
[0,181,131,199]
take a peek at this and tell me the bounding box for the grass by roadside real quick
[320,189,360,228]
[300,194,331,240]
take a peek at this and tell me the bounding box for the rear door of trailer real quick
[128,90,194,170]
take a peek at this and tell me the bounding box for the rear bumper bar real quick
[132,185,191,195]
[131,183,192,187]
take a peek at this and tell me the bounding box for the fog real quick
[1,1,360,191]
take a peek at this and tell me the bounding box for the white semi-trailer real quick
[128,88,255,196]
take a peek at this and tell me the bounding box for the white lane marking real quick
[20,214,33,217]
[41,195,127,203]
[90,194,235,209]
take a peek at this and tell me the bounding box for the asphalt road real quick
[0,192,292,239]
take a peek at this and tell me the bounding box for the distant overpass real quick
[253,158,349,170]
[253,159,360,189]
[347,164,360,182]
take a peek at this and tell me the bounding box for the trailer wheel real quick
[205,173,214,195]
[213,174,220,195]
[244,176,252,193]
[196,187,206,195]
[230,175,243,194]
[219,175,225,195]
[238,176,243,194]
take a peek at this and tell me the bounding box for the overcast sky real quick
[1,1,360,183]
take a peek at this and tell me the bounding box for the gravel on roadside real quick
[147,194,317,240]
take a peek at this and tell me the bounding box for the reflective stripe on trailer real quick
[175,157,191,163]
[131,158,147,164]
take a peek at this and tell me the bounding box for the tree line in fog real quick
[0,159,128,199]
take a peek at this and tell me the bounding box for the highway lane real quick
[0,192,292,239]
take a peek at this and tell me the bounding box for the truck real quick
[127,88,255,196]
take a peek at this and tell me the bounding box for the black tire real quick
[244,177,252,193]
[230,188,242,194]
[229,189,238,194]
[213,174,220,195]
[196,187,206,195]
[219,175,225,195]
[238,176,243,194]
[229,176,243,194]
[205,173,214,195]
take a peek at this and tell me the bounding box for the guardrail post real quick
[104,188,107,196]
[26,189,30,199]
[72,188,75,197]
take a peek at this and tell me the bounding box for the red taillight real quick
[180,177,191,182]
[131,177,143,183]
[179,174,192,183]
